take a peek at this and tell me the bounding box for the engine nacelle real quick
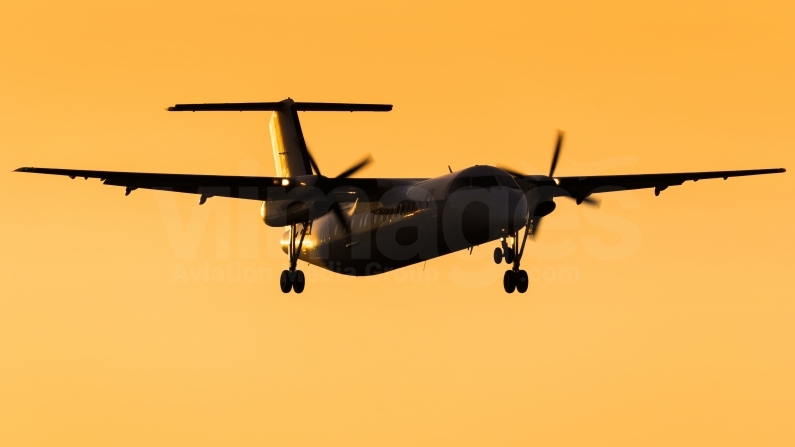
[532,200,556,217]
[257,176,334,227]
[262,195,331,227]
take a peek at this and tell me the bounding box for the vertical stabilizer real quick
[269,99,312,177]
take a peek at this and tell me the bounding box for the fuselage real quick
[277,166,528,276]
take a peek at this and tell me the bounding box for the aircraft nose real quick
[444,187,529,249]
[455,189,528,245]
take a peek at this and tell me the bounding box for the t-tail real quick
[168,98,392,177]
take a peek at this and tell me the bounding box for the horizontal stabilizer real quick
[168,101,392,112]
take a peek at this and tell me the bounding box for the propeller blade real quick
[329,202,351,233]
[563,195,600,206]
[548,131,564,178]
[336,155,373,179]
[304,143,322,176]
[498,166,526,178]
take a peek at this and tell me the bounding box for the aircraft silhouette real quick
[15,99,786,293]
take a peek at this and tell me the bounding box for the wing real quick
[14,167,286,201]
[14,167,427,203]
[553,168,785,202]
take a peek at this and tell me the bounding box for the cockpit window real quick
[497,175,520,189]
[449,174,519,193]
[471,176,499,188]
[449,177,470,193]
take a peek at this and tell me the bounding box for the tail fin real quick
[269,99,312,177]
[168,98,392,178]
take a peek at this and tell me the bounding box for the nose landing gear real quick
[493,241,515,265]
[281,222,309,294]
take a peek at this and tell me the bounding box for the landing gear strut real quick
[281,222,309,294]
[502,219,534,294]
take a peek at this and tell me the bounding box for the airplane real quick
[15,98,786,294]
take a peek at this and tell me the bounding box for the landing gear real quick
[280,269,306,294]
[292,270,305,294]
[280,270,293,293]
[493,247,502,264]
[493,245,515,265]
[281,222,309,294]
[515,269,528,293]
[503,270,516,293]
[501,219,535,294]
[504,247,515,265]
[503,269,528,293]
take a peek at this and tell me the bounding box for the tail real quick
[268,99,312,177]
[167,98,392,178]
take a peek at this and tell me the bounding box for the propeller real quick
[499,131,603,241]
[336,155,373,179]
[305,141,372,233]
[548,131,563,178]
[500,130,600,208]
[329,155,373,233]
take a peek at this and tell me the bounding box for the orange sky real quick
[1,1,793,446]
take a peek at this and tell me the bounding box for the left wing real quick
[552,168,786,202]
[14,167,285,202]
[14,167,426,203]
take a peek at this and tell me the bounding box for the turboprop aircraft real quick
[15,99,786,293]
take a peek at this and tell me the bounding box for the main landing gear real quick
[493,220,534,294]
[281,222,308,294]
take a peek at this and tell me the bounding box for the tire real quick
[279,270,292,293]
[504,248,514,265]
[516,270,528,293]
[293,270,305,294]
[503,270,516,293]
[493,247,503,264]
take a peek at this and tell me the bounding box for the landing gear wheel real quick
[292,270,305,294]
[503,270,516,293]
[515,270,528,293]
[279,270,292,293]
[504,248,515,265]
[493,247,503,264]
